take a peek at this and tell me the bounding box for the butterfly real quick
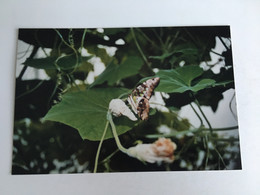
[127,77,160,120]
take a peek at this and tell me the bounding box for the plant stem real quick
[167,30,180,50]
[229,92,237,120]
[204,134,209,168]
[93,121,109,173]
[47,73,62,108]
[99,149,119,165]
[145,125,239,139]
[175,136,195,160]
[152,28,165,50]
[210,137,239,142]
[189,103,203,127]
[17,46,39,81]
[212,143,227,169]
[192,93,213,133]
[202,126,238,131]
[107,111,128,154]
[34,31,49,57]
[218,36,229,51]
[67,74,81,91]
[54,29,79,72]
[80,29,88,52]
[210,49,223,57]
[17,44,32,59]
[16,80,45,100]
[130,28,150,67]
[136,28,160,49]
[145,128,200,139]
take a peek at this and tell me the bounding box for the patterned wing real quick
[127,77,160,120]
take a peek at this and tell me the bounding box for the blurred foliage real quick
[13,26,241,174]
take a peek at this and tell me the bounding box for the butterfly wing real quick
[142,77,160,100]
[127,77,160,120]
[137,98,150,120]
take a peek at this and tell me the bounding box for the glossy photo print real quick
[12,26,241,174]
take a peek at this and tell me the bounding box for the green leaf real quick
[23,55,92,70]
[172,45,198,55]
[191,79,216,92]
[23,57,57,69]
[213,80,234,87]
[90,56,143,87]
[86,45,112,64]
[149,45,198,61]
[44,88,135,141]
[143,66,216,93]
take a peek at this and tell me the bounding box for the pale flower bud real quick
[109,99,137,121]
[127,137,177,164]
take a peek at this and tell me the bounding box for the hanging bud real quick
[127,137,177,164]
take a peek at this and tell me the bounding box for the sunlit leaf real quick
[142,65,216,93]
[191,79,216,92]
[44,88,135,141]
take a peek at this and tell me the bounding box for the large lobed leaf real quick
[44,88,135,141]
[143,65,216,93]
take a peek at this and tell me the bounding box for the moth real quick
[127,77,160,120]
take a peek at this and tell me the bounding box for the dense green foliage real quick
[13,27,241,174]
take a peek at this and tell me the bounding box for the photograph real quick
[12,26,241,174]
